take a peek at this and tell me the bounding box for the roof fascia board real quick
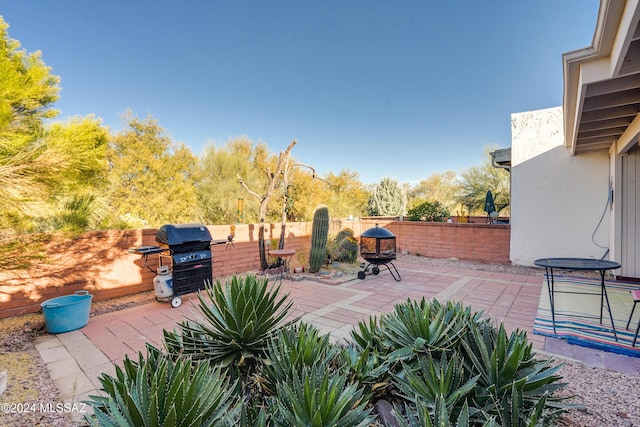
[564,53,601,154]
[615,112,640,154]
[581,57,616,83]
[610,0,640,75]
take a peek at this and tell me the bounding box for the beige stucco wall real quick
[510,107,612,266]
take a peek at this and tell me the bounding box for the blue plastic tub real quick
[41,290,93,334]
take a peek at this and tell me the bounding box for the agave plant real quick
[350,299,478,354]
[85,344,239,427]
[261,322,341,394]
[163,274,294,372]
[350,314,386,352]
[215,402,270,427]
[337,343,392,400]
[268,368,374,427]
[393,352,479,421]
[395,399,492,427]
[380,298,480,364]
[461,322,567,425]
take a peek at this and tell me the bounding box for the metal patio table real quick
[534,258,621,341]
[269,249,296,282]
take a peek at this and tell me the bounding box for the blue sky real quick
[2,1,599,184]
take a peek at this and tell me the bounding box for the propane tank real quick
[153,266,173,300]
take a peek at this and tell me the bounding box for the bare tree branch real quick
[292,163,332,186]
[236,173,263,202]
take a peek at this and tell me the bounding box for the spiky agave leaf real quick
[269,368,374,427]
[85,344,239,427]
[163,274,295,371]
[350,313,387,351]
[337,343,392,400]
[261,322,341,394]
[461,322,568,424]
[393,352,479,419]
[381,298,477,363]
[395,399,501,427]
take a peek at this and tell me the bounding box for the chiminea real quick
[358,224,401,281]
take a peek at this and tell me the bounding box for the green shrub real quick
[407,200,449,222]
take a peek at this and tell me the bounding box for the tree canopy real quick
[409,170,458,212]
[454,146,510,216]
[197,137,268,225]
[107,111,200,227]
[0,17,109,233]
[367,177,407,217]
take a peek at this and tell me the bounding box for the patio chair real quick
[625,289,640,347]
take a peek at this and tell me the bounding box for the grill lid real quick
[360,224,395,239]
[156,223,212,245]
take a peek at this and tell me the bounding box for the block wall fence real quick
[0,218,510,318]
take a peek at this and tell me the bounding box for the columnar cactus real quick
[309,205,329,273]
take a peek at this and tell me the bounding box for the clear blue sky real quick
[2,1,599,184]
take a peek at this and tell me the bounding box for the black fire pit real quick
[357,224,401,282]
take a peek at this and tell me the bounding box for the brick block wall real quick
[0,222,317,319]
[384,221,510,264]
[0,219,509,319]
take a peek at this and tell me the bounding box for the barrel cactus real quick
[309,205,329,273]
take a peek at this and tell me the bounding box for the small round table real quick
[534,257,621,341]
[269,249,296,282]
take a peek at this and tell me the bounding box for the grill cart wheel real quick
[358,271,366,280]
[171,296,182,308]
[372,266,380,275]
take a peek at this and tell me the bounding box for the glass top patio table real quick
[534,257,621,341]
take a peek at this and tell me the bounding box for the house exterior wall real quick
[510,106,612,266]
